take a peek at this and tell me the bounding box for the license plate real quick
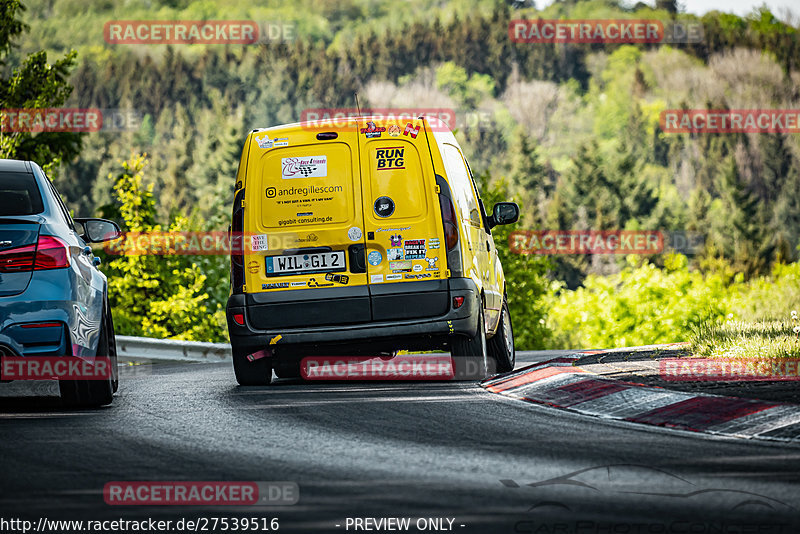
[266,251,346,275]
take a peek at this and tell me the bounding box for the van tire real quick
[488,296,515,373]
[233,352,273,386]
[450,306,489,381]
[60,303,115,408]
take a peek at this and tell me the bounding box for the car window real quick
[441,143,482,227]
[47,180,76,231]
[0,172,45,216]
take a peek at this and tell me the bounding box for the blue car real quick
[0,159,121,407]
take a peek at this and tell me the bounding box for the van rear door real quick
[242,123,371,329]
[358,118,449,320]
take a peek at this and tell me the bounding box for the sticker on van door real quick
[281,156,327,179]
[403,239,426,259]
[374,196,395,218]
[376,147,404,171]
[255,134,288,149]
[360,121,385,138]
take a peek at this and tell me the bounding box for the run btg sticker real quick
[376,147,404,170]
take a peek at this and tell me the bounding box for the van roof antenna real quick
[354,92,362,117]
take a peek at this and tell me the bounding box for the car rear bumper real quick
[226,278,480,356]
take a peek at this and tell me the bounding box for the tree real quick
[707,156,766,277]
[506,129,553,226]
[0,0,82,173]
[479,172,553,349]
[103,154,226,341]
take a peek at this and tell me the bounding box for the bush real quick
[545,254,730,349]
[102,154,228,341]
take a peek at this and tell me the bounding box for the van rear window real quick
[0,172,45,216]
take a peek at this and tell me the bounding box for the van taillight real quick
[230,189,246,293]
[0,235,70,273]
[439,195,459,251]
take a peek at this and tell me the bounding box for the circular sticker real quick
[368,250,383,266]
[374,196,395,218]
[413,263,423,272]
[348,227,362,241]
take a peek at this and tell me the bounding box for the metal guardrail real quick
[116,335,232,362]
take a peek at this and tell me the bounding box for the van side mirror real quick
[74,218,122,243]
[489,202,519,228]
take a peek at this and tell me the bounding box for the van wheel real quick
[232,352,273,386]
[450,305,489,381]
[60,302,115,408]
[488,297,515,373]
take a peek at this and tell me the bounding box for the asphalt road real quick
[1,351,799,533]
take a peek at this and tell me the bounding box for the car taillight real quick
[439,195,459,251]
[0,243,36,272]
[34,236,70,270]
[0,235,70,273]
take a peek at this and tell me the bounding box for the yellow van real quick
[225,116,519,385]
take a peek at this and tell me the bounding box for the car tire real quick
[59,301,115,408]
[106,300,119,393]
[232,351,273,386]
[488,296,515,373]
[450,303,489,381]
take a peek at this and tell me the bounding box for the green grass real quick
[690,316,800,361]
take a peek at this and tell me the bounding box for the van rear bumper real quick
[226,278,479,355]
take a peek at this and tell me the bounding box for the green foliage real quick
[435,62,495,108]
[547,256,800,350]
[690,318,800,361]
[479,173,552,349]
[726,261,800,323]
[0,0,81,173]
[103,154,227,341]
[546,255,731,349]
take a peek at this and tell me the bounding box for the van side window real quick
[462,156,493,233]
[441,143,482,227]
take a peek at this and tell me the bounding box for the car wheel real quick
[106,300,119,393]
[488,296,515,373]
[232,351,273,386]
[450,302,489,381]
[59,302,115,408]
